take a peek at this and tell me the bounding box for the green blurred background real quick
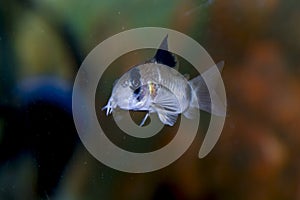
[1,0,300,199]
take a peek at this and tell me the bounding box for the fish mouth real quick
[102,97,115,115]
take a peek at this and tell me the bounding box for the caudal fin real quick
[183,61,226,118]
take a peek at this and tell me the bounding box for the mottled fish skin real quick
[102,35,225,126]
[137,63,191,112]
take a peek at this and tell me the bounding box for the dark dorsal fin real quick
[152,35,177,68]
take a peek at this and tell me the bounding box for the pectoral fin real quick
[153,86,180,112]
[152,86,180,126]
[157,111,178,126]
[139,112,150,127]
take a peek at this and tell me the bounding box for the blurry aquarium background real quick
[1,0,300,199]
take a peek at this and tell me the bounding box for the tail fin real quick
[183,61,226,118]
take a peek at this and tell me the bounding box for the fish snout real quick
[102,97,116,115]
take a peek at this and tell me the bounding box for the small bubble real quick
[118,11,121,15]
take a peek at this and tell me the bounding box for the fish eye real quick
[131,78,140,88]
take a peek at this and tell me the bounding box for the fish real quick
[102,35,226,126]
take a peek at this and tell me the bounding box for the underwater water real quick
[0,0,300,199]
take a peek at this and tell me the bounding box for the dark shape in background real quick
[0,0,81,198]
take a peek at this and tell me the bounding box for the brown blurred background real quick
[0,0,300,199]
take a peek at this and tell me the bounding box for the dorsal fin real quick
[152,35,177,68]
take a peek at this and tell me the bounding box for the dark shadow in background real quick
[0,0,83,198]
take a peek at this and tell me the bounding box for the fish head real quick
[103,67,150,115]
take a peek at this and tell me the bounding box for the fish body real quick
[103,36,225,126]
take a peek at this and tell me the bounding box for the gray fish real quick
[102,35,225,126]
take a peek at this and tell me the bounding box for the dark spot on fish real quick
[136,94,143,102]
[153,49,176,68]
[152,35,176,68]
[133,86,144,102]
[130,68,141,90]
[133,86,141,95]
